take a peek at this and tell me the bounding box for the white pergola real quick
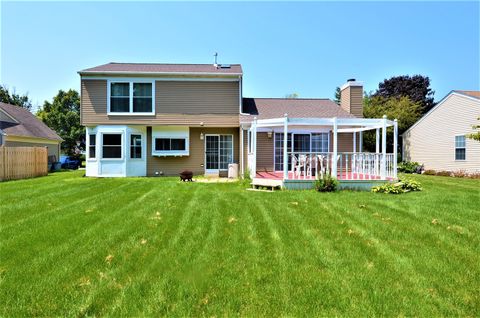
[247,114,398,181]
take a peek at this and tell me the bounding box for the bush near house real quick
[371,179,422,194]
[314,174,338,192]
[398,161,421,174]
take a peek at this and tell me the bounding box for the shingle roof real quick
[240,98,355,122]
[79,62,243,75]
[0,102,62,141]
[454,90,480,99]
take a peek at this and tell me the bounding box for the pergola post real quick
[252,117,257,178]
[394,119,398,179]
[283,113,288,180]
[240,127,244,177]
[375,128,380,153]
[381,115,387,179]
[359,131,363,152]
[353,132,356,152]
[332,117,338,179]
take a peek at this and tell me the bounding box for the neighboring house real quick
[80,62,397,188]
[402,90,480,173]
[0,102,63,159]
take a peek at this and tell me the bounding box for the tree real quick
[467,117,480,141]
[333,87,341,104]
[285,93,299,99]
[0,85,33,111]
[373,75,435,113]
[37,89,84,156]
[363,95,423,152]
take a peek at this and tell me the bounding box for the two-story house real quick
[80,62,398,189]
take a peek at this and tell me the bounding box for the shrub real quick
[435,170,452,177]
[398,161,421,173]
[372,179,422,194]
[424,170,436,175]
[469,172,480,179]
[451,170,468,178]
[314,174,338,192]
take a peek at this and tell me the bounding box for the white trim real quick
[403,91,480,136]
[107,79,155,116]
[100,132,124,160]
[79,71,242,76]
[82,76,240,82]
[340,80,363,91]
[454,134,467,161]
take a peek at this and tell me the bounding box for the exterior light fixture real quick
[200,133,204,140]
[267,131,273,138]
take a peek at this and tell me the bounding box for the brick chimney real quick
[340,79,363,118]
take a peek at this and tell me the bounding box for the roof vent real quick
[220,64,231,68]
[347,78,356,82]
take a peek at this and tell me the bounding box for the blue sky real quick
[1,1,479,111]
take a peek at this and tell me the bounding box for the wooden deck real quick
[252,171,393,190]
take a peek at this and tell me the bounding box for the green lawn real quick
[0,171,479,317]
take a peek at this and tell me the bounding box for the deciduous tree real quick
[0,85,33,111]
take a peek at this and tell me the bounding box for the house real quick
[79,62,397,188]
[0,102,63,159]
[402,90,480,174]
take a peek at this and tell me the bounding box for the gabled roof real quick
[0,102,63,141]
[402,90,480,136]
[453,90,480,99]
[79,62,243,75]
[240,98,355,122]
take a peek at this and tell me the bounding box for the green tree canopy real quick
[285,93,299,99]
[373,75,435,113]
[333,87,341,105]
[0,85,33,111]
[467,117,480,142]
[363,95,423,152]
[37,89,84,156]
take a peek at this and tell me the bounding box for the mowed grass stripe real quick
[0,171,478,316]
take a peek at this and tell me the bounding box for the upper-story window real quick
[108,81,154,115]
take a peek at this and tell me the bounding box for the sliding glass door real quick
[205,134,233,172]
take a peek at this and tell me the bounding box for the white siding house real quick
[402,91,480,173]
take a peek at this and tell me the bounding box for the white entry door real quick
[205,134,233,173]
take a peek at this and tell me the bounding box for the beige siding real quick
[256,133,274,172]
[340,86,363,118]
[403,94,480,173]
[146,127,239,176]
[81,80,239,127]
[4,141,60,160]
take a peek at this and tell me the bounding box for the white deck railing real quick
[288,152,396,181]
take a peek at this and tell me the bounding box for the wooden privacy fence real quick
[0,146,48,181]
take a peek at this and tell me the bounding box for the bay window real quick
[130,134,142,159]
[108,81,154,114]
[88,134,96,159]
[102,134,122,159]
[155,138,187,151]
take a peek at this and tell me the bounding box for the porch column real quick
[353,132,356,152]
[375,128,380,153]
[359,131,363,152]
[252,117,257,178]
[332,117,338,179]
[283,113,288,180]
[240,127,244,177]
[381,115,387,179]
[393,119,398,179]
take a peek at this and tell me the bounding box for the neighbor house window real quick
[155,138,186,151]
[102,134,122,159]
[455,135,466,160]
[109,81,154,114]
[130,134,142,159]
[88,134,96,159]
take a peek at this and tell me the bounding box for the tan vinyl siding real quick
[403,94,480,173]
[340,86,363,118]
[146,127,239,176]
[4,141,60,159]
[81,80,239,127]
[256,133,274,172]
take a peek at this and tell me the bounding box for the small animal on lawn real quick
[179,170,193,182]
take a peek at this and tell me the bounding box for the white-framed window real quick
[130,134,142,159]
[455,135,466,160]
[88,134,96,159]
[108,80,154,115]
[155,138,187,152]
[102,133,123,159]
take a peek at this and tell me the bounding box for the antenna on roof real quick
[213,52,218,68]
